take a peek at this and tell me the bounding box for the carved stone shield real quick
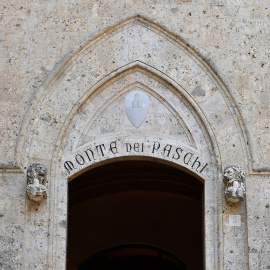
[125,90,149,128]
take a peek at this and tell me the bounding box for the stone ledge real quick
[0,163,22,173]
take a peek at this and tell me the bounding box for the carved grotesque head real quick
[224,164,245,182]
[27,162,48,185]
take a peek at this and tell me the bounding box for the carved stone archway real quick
[17,16,249,269]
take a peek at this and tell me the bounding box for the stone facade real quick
[0,1,270,269]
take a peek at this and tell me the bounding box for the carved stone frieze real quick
[223,164,245,203]
[26,162,48,201]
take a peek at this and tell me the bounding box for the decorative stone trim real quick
[0,163,22,173]
[14,16,250,269]
[26,162,48,201]
[224,164,245,203]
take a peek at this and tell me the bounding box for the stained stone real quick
[0,2,269,270]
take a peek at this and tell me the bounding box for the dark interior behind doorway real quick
[67,160,204,270]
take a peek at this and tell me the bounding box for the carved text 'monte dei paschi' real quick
[64,140,208,176]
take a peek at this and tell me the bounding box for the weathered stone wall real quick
[1,0,269,169]
[0,170,25,270]
[0,0,270,269]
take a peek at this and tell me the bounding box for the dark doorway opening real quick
[67,160,204,270]
[78,244,187,270]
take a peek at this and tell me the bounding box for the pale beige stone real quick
[0,1,269,269]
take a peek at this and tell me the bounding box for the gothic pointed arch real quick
[16,16,249,270]
[16,15,249,172]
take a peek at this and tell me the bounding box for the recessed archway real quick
[67,159,204,270]
[17,16,250,269]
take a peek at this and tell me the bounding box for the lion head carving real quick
[224,164,245,182]
[223,164,245,203]
[27,162,48,185]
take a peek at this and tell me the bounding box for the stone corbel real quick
[26,162,48,202]
[223,164,245,203]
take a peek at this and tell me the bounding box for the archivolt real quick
[16,15,249,174]
[15,15,251,270]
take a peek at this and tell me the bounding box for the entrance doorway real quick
[67,160,204,270]
[78,244,187,270]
